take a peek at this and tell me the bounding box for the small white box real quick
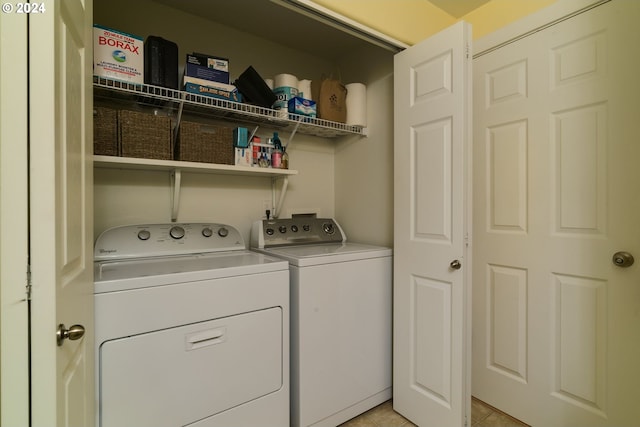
[94,25,144,84]
[235,147,252,167]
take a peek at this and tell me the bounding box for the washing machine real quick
[251,216,392,427]
[94,223,289,427]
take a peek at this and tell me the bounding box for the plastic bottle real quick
[281,146,289,169]
[271,132,283,169]
[258,148,269,167]
[251,135,261,166]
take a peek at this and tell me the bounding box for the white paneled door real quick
[393,21,472,427]
[472,1,640,426]
[29,0,95,426]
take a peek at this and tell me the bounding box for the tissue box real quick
[94,25,144,84]
[288,97,316,117]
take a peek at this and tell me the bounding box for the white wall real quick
[93,0,395,247]
[334,47,395,247]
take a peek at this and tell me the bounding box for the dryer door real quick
[98,307,282,427]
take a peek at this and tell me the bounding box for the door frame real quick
[0,10,30,427]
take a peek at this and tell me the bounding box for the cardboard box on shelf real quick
[185,53,230,84]
[184,82,242,103]
[235,147,252,166]
[94,25,144,84]
[288,97,316,117]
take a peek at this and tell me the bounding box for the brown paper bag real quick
[313,77,347,123]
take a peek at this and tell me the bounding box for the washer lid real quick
[94,250,288,293]
[260,242,392,267]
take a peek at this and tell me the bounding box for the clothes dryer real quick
[94,223,289,427]
[251,217,392,427]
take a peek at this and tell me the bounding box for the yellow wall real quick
[462,0,556,39]
[313,0,556,43]
[312,0,456,45]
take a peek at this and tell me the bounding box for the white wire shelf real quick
[93,76,367,138]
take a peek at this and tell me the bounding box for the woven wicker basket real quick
[119,110,173,160]
[93,107,119,156]
[177,121,234,165]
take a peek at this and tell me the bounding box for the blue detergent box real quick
[288,97,316,118]
[184,82,242,103]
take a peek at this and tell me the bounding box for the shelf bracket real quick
[284,119,301,151]
[171,169,182,222]
[271,176,289,219]
[173,92,187,143]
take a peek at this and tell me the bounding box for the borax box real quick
[94,25,144,84]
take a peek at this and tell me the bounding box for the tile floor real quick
[338,398,529,427]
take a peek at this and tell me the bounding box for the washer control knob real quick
[291,225,299,232]
[137,230,151,241]
[279,226,287,234]
[303,224,310,232]
[169,226,185,239]
[323,222,335,234]
[218,227,229,238]
[202,227,213,238]
[266,228,275,236]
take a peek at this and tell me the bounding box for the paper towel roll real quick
[345,83,367,127]
[273,74,299,111]
[298,79,312,100]
[274,73,298,89]
[264,78,274,89]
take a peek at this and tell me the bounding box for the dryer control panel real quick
[250,217,346,248]
[94,223,245,260]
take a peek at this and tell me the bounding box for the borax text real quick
[98,36,140,54]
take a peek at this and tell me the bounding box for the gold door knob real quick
[56,324,85,346]
[612,251,634,268]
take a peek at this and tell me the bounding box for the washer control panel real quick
[251,217,345,248]
[94,223,244,260]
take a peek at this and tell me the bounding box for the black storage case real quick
[234,66,276,108]
[144,36,178,89]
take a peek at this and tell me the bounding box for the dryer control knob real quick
[202,227,213,238]
[279,226,287,233]
[170,226,185,239]
[137,230,151,241]
[218,227,229,238]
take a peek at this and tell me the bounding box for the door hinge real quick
[25,264,32,301]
